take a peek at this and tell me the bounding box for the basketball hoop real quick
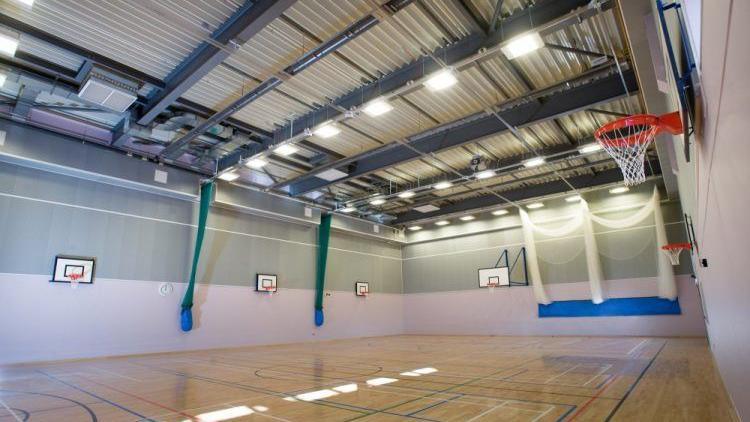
[595,111,683,185]
[661,242,692,265]
[68,272,83,289]
[487,281,500,293]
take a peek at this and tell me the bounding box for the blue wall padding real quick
[538,296,681,318]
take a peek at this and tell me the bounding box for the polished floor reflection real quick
[0,336,735,421]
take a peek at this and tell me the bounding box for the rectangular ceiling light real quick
[501,33,544,60]
[274,144,298,156]
[414,204,439,213]
[523,157,546,168]
[0,30,19,57]
[407,226,422,231]
[315,168,348,181]
[218,172,240,182]
[370,197,386,206]
[475,170,495,180]
[565,195,582,202]
[424,68,457,91]
[526,202,544,209]
[363,99,393,117]
[492,209,509,216]
[459,215,475,221]
[433,181,453,190]
[340,206,357,213]
[313,122,341,138]
[435,220,450,226]
[579,143,603,154]
[245,158,268,169]
[398,191,415,199]
[609,186,630,194]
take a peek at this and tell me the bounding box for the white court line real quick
[544,364,580,384]
[0,397,22,422]
[465,401,509,422]
[531,405,556,422]
[582,364,613,387]
[628,339,648,356]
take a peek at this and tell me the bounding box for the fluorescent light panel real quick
[245,158,267,169]
[527,202,544,209]
[523,157,546,168]
[433,181,453,190]
[414,204,440,213]
[579,143,603,154]
[313,122,340,138]
[218,172,240,182]
[501,33,544,59]
[435,220,450,226]
[370,198,386,206]
[408,226,422,231]
[274,144,298,156]
[398,191,415,199]
[424,68,457,91]
[363,99,393,117]
[565,195,582,202]
[492,209,509,216]
[459,215,475,221]
[475,170,495,179]
[340,206,357,213]
[609,186,630,194]
[316,168,348,181]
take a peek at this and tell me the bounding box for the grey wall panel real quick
[0,162,402,292]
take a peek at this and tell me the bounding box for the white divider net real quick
[520,186,678,304]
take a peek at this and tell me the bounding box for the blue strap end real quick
[314,309,324,327]
[180,308,193,332]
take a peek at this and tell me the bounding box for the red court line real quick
[568,374,619,420]
[78,375,198,421]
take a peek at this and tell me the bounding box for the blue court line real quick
[539,297,681,318]
[604,341,667,421]
[36,370,153,421]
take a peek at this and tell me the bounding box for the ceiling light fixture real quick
[523,157,546,168]
[459,215,475,221]
[526,202,544,209]
[408,226,422,231]
[245,158,267,169]
[313,121,341,138]
[274,144,298,156]
[501,32,544,60]
[565,195,582,202]
[362,99,393,117]
[424,68,457,91]
[579,143,603,154]
[0,72,6,87]
[475,170,495,179]
[492,209,509,216]
[609,186,630,194]
[370,198,386,206]
[0,30,20,57]
[433,181,453,190]
[340,206,357,213]
[398,191,415,199]
[435,220,450,226]
[218,172,240,182]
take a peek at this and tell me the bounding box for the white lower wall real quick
[404,276,706,337]
[0,273,404,365]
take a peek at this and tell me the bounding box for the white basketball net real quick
[596,123,659,186]
[661,247,687,265]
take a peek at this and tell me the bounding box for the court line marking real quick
[0,397,23,422]
[465,401,509,422]
[604,341,668,421]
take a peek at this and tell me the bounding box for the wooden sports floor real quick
[0,336,736,421]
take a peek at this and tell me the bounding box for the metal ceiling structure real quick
[0,0,658,228]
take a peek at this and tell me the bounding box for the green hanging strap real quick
[314,213,332,326]
[180,181,214,332]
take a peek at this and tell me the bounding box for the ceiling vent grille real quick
[78,66,140,113]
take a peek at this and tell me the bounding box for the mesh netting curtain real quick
[521,186,677,304]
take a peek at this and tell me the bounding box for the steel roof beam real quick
[284,68,637,196]
[159,0,415,161]
[136,0,296,126]
[392,161,661,224]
